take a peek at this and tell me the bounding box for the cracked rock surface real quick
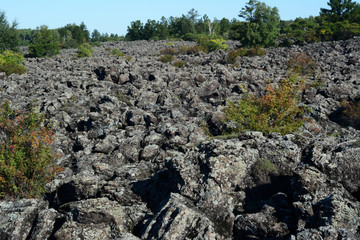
[1,38,360,239]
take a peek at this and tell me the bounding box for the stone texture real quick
[1,38,360,239]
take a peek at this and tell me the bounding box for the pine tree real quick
[320,0,358,22]
[0,11,19,52]
[29,25,60,57]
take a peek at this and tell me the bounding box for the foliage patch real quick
[111,48,125,57]
[0,50,27,75]
[158,54,175,63]
[223,74,306,135]
[339,99,360,130]
[0,101,62,199]
[287,52,317,76]
[77,43,93,58]
[226,47,266,64]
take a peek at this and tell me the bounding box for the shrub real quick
[173,60,185,68]
[287,52,317,76]
[223,74,306,135]
[246,47,267,57]
[178,45,207,55]
[0,50,27,75]
[160,48,177,55]
[226,47,266,64]
[340,99,360,130]
[0,101,62,199]
[196,35,228,52]
[77,43,93,58]
[125,55,133,61]
[111,48,125,57]
[252,159,278,183]
[91,41,101,47]
[206,38,228,52]
[158,54,174,63]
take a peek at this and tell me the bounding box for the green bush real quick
[173,60,185,68]
[206,38,228,52]
[158,54,174,63]
[77,43,93,58]
[195,35,227,52]
[223,74,306,135]
[178,45,207,55]
[160,48,177,55]
[226,47,266,64]
[111,48,125,57]
[252,159,278,183]
[0,101,62,199]
[0,50,27,75]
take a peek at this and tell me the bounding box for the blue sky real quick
[0,0,343,36]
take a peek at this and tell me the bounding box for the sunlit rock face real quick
[1,38,360,239]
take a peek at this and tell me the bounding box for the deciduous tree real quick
[232,0,280,47]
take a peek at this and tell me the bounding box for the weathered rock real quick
[0,199,47,240]
[52,197,147,239]
[1,38,360,239]
[140,193,228,240]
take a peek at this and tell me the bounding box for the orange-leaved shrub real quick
[173,60,185,68]
[340,99,360,130]
[223,74,306,135]
[0,101,62,199]
[287,52,317,76]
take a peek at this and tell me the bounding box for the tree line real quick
[1,0,360,56]
[125,0,360,46]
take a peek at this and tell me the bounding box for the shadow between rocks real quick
[130,167,184,213]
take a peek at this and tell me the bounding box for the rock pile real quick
[0,38,360,239]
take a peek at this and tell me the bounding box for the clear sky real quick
[0,0,348,36]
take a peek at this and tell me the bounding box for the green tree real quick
[218,18,232,38]
[18,29,35,46]
[320,0,359,23]
[57,23,88,48]
[126,20,144,40]
[91,29,101,42]
[79,21,90,42]
[0,11,19,52]
[171,15,196,38]
[187,8,200,24]
[232,0,280,46]
[143,19,157,40]
[29,25,60,57]
[156,17,171,39]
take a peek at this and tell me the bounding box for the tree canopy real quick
[233,0,281,46]
[29,25,60,57]
[320,0,360,23]
[0,11,19,52]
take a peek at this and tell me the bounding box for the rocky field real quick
[1,38,360,239]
